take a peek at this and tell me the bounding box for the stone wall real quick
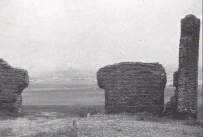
[0,59,29,114]
[166,15,200,117]
[97,62,166,114]
[176,15,200,116]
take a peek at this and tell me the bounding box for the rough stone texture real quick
[0,59,29,114]
[164,72,179,115]
[97,62,167,114]
[166,15,200,117]
[197,87,202,123]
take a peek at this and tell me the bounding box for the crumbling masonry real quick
[0,59,29,115]
[167,15,200,117]
[97,62,166,114]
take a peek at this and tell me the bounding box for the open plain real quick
[0,83,202,137]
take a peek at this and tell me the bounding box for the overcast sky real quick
[0,0,202,76]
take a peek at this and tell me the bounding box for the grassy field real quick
[0,84,202,137]
[22,85,201,108]
[23,85,104,106]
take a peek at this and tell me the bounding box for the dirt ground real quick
[0,111,202,137]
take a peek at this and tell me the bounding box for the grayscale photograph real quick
[0,0,202,137]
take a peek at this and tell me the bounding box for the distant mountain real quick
[29,68,97,89]
[29,66,202,89]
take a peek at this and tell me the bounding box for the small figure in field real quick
[67,120,78,137]
[87,113,90,118]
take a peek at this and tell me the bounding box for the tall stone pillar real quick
[176,15,200,116]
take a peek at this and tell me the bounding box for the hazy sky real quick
[0,0,202,76]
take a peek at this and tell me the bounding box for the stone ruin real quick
[97,62,167,114]
[166,15,200,117]
[0,59,29,115]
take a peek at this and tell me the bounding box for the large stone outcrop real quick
[97,62,167,114]
[165,15,200,117]
[0,59,29,114]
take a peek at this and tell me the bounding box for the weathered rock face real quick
[97,62,167,114]
[177,15,200,117]
[166,15,200,117]
[0,59,29,114]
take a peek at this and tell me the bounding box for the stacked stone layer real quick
[176,15,200,116]
[0,59,29,114]
[97,62,166,114]
[166,15,200,117]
